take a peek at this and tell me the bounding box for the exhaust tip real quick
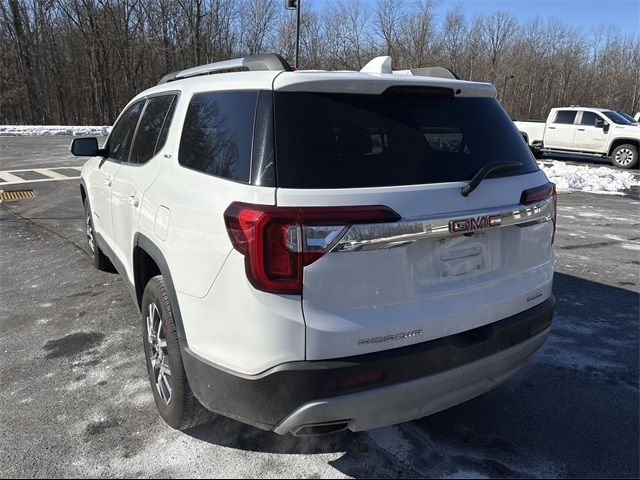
[291,420,351,437]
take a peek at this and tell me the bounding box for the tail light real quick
[521,182,557,244]
[224,202,400,294]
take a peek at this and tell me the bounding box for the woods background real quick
[1,0,639,126]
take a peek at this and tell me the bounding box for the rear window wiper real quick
[461,161,523,197]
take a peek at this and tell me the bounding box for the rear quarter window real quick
[178,91,257,182]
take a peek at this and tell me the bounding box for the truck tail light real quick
[224,202,400,294]
[521,182,557,244]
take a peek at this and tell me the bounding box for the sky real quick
[311,0,640,38]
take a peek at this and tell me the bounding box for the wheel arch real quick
[609,138,639,156]
[133,233,189,345]
[79,178,88,205]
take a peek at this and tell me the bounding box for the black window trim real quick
[104,90,181,167]
[250,90,276,187]
[176,89,261,185]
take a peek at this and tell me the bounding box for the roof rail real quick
[158,53,293,85]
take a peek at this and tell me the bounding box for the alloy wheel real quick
[615,148,634,166]
[146,303,172,404]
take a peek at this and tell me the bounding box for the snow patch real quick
[538,161,639,194]
[367,426,414,462]
[0,125,111,136]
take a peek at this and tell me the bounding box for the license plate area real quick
[438,233,487,279]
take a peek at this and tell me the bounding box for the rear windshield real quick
[273,92,538,189]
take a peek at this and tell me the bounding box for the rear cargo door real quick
[273,89,555,360]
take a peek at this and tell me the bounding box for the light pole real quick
[502,73,514,101]
[285,0,301,68]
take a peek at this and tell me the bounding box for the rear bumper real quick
[275,327,548,434]
[182,296,554,433]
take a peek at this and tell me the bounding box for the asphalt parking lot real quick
[1,136,638,478]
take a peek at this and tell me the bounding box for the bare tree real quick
[373,0,404,58]
[480,11,518,83]
[441,5,467,74]
[397,0,437,68]
[1,0,638,125]
[240,0,276,55]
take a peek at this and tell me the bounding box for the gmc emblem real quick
[449,215,501,233]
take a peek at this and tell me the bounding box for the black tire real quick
[83,199,115,272]
[610,144,638,169]
[141,275,214,430]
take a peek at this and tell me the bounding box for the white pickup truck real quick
[515,107,640,169]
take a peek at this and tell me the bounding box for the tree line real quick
[1,0,639,125]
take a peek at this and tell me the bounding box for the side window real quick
[108,101,144,162]
[178,91,257,182]
[130,95,177,164]
[553,110,577,125]
[580,111,600,126]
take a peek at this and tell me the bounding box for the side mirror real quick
[70,137,101,156]
[594,118,605,129]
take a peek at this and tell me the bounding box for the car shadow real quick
[185,416,358,455]
[183,272,639,478]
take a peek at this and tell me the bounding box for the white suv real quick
[73,53,556,436]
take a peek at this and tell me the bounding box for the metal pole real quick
[295,0,301,68]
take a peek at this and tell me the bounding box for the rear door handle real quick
[128,195,139,208]
[103,177,112,187]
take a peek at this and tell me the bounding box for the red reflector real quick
[224,203,400,294]
[337,371,384,389]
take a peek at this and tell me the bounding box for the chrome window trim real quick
[332,197,553,252]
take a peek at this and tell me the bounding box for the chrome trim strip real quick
[332,197,553,252]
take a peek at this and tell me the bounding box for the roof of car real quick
[132,69,496,104]
[554,106,614,113]
[130,54,497,106]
